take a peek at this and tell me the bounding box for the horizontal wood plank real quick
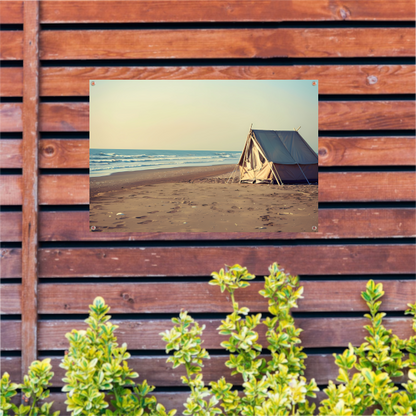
[3,138,414,169]
[1,353,408,388]
[4,1,416,24]
[2,208,415,242]
[0,175,22,204]
[38,174,89,205]
[34,280,415,314]
[0,212,22,242]
[4,102,414,132]
[0,249,21,278]
[0,139,22,168]
[0,320,21,350]
[320,172,416,202]
[37,245,416,277]
[2,317,412,350]
[0,103,22,132]
[0,31,23,60]
[37,65,416,96]
[319,137,416,166]
[319,101,415,130]
[2,172,415,205]
[39,28,415,60]
[39,139,88,168]
[0,1,22,24]
[0,67,22,96]
[0,284,21,314]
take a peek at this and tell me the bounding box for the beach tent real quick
[237,128,318,185]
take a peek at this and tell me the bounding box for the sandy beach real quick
[90,165,318,233]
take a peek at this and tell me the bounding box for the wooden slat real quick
[37,208,416,240]
[1,320,21,350]
[36,245,415,278]
[0,212,22,242]
[38,65,416,96]
[319,101,415,131]
[39,139,88,168]
[319,137,416,166]
[320,172,416,202]
[0,31,23,60]
[2,172,415,206]
[35,280,415,314]
[0,67,23,96]
[0,175,22,204]
[38,174,89,205]
[1,208,415,242]
[0,357,20,381]
[0,1,23,24]
[39,102,416,132]
[0,103,22,132]
[0,139,22,168]
[1,284,21,314]
[3,138,414,169]
[0,249,21,278]
[1,353,408,388]
[41,1,415,23]
[1,317,412,351]
[39,28,415,60]
[21,0,40,377]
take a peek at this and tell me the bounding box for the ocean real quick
[90,148,241,177]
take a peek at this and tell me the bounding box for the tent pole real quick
[296,162,310,184]
[271,163,283,186]
[227,164,238,184]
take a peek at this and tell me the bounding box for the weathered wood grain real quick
[2,317,412,350]
[2,208,414,242]
[0,284,21,314]
[21,0,40,376]
[0,31,23,60]
[0,320,21,350]
[38,174,89,205]
[0,103,22,132]
[39,28,415,60]
[37,65,416,96]
[319,101,415,130]
[0,67,22,96]
[0,139,22,168]
[0,1,22,24]
[2,172,415,205]
[0,249,21,278]
[4,1,416,24]
[37,245,416,278]
[35,280,415,314]
[319,137,416,166]
[320,172,416,202]
[0,212,22,242]
[0,175,22,205]
[41,102,416,132]
[3,138,414,169]
[39,139,88,168]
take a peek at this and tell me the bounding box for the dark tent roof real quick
[252,129,318,165]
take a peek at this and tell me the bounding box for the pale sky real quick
[90,80,318,152]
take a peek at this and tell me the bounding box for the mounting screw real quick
[312,226,318,231]
[312,81,316,86]
[91,81,95,86]
[91,225,96,231]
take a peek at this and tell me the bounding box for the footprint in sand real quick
[167,210,179,214]
[231,206,238,209]
[147,211,159,214]
[247,207,254,211]
[227,210,235,213]
[136,216,147,219]
[202,204,208,206]
[211,202,217,205]
[138,220,153,224]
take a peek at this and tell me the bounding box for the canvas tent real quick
[237,128,318,185]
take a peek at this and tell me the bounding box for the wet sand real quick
[90,165,318,233]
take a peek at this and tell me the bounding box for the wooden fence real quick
[1,1,415,413]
